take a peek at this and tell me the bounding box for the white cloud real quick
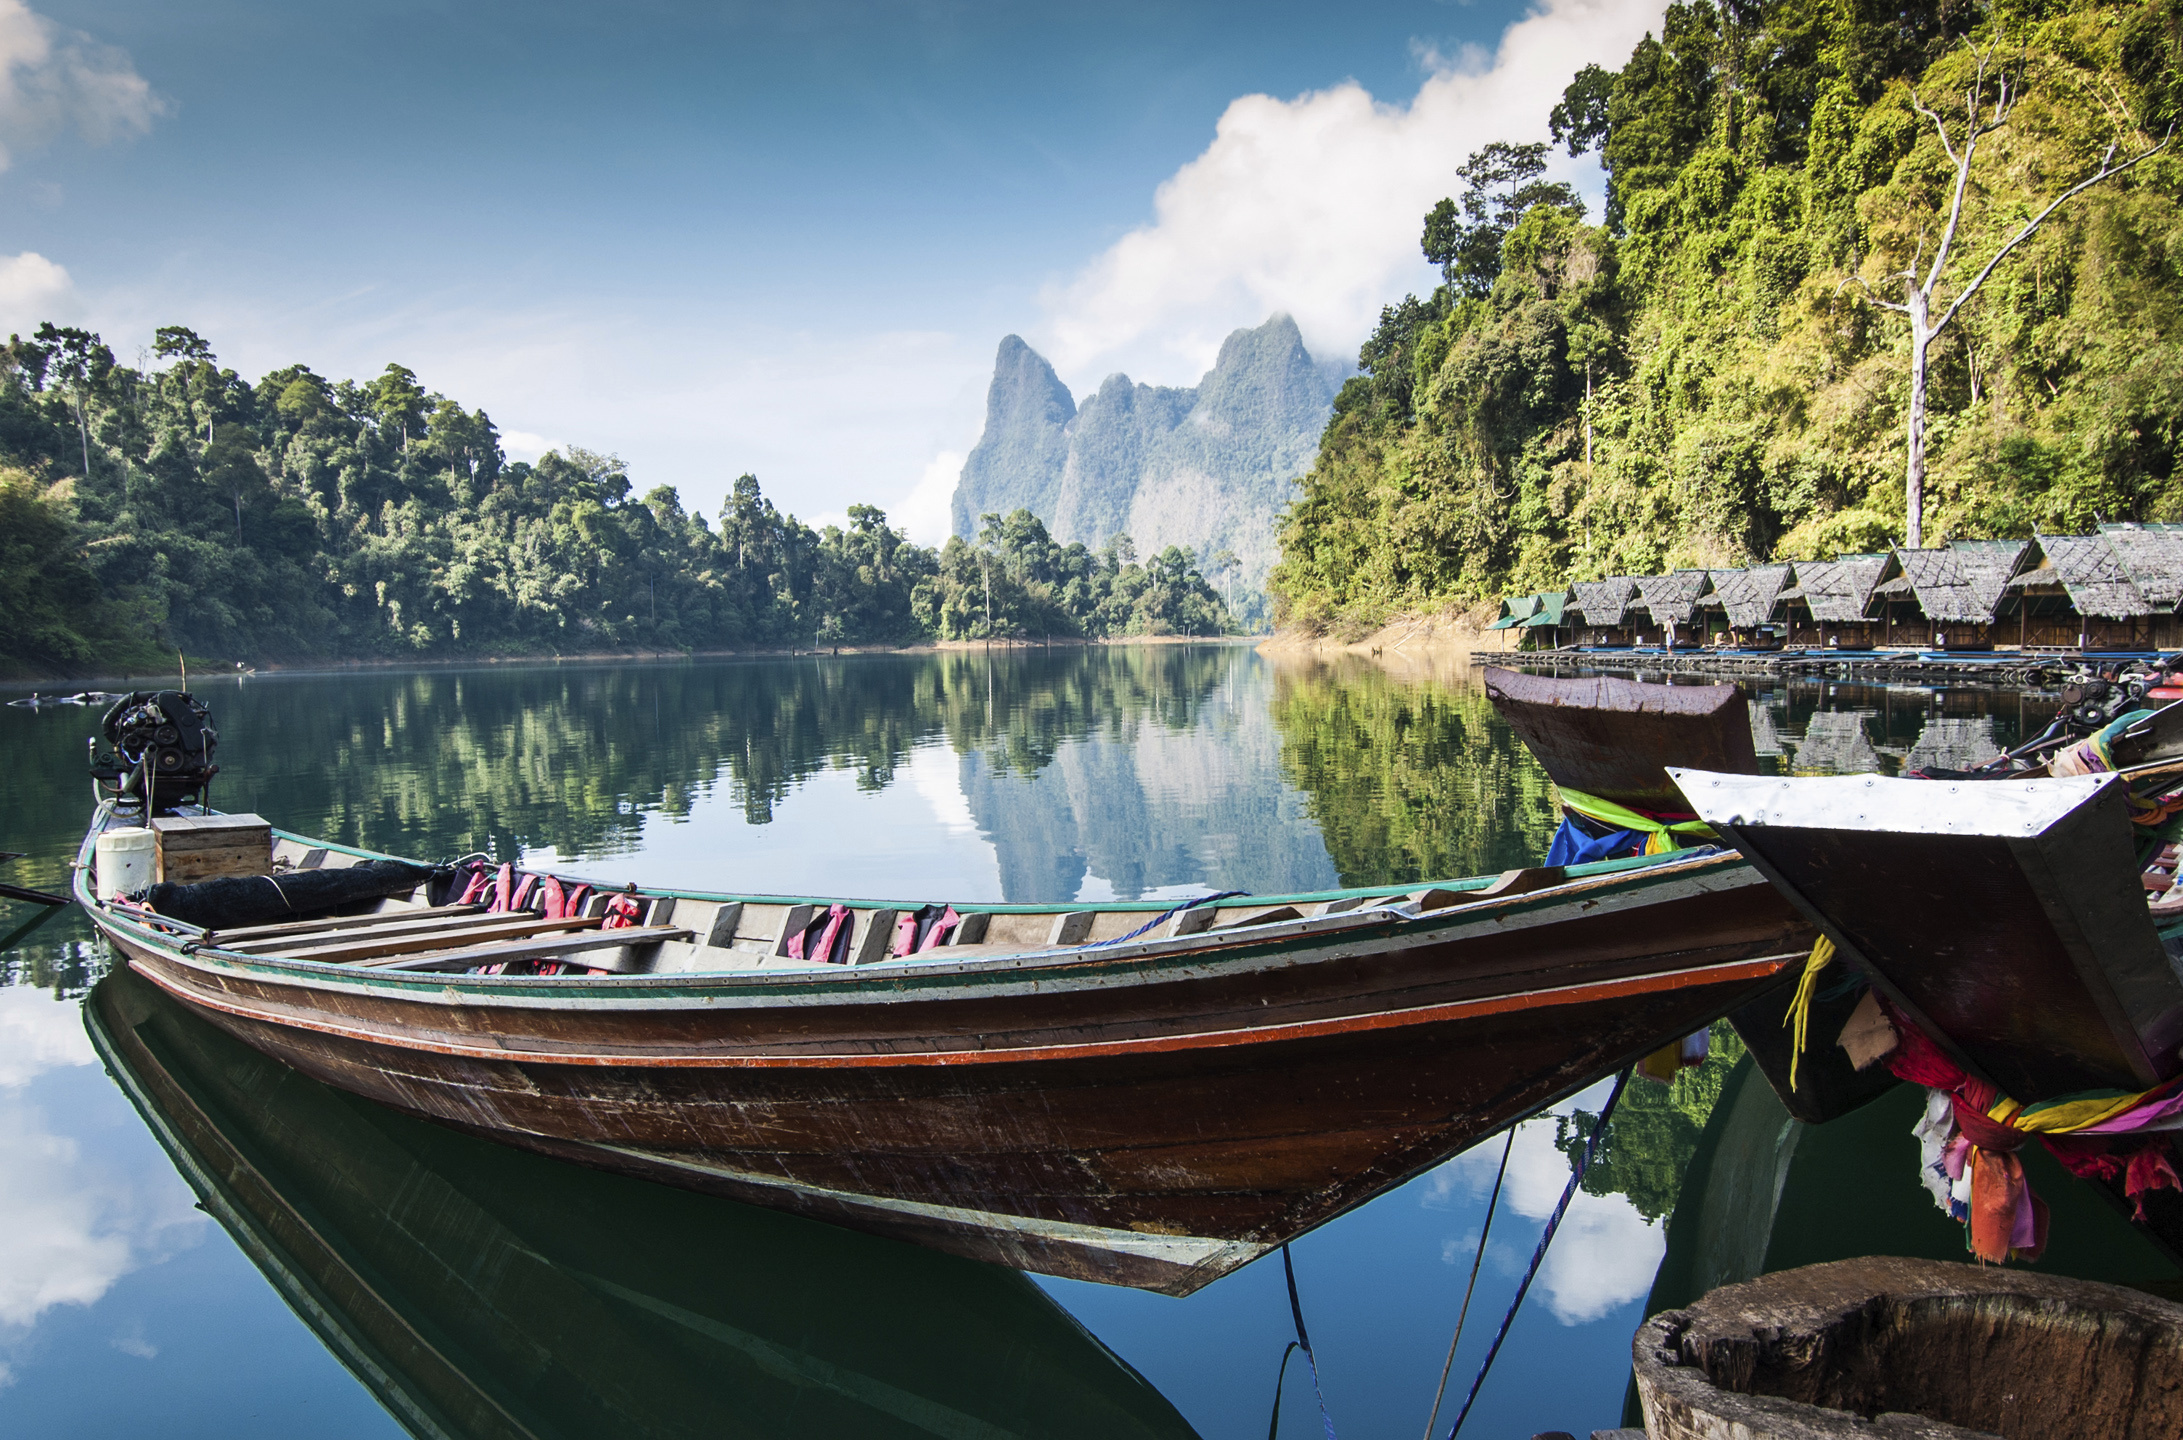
[0,249,73,331]
[0,0,165,172]
[0,1095,205,1333]
[0,990,204,1359]
[498,428,564,464]
[0,984,94,1089]
[1038,0,1664,389]
[1423,1079,1664,1325]
[895,449,963,545]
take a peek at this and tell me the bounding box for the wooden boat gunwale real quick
[74,802,1758,1007]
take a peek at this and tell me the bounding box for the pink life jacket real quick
[601,893,645,930]
[457,864,492,906]
[492,862,514,911]
[919,906,961,952]
[540,876,567,919]
[788,903,851,962]
[892,903,961,956]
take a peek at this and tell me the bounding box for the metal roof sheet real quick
[1520,590,1570,626]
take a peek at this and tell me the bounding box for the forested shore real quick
[1272,0,2183,634]
[0,330,1230,678]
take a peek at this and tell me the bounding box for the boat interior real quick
[97,818,1625,978]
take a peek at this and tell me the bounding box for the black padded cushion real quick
[143,860,438,931]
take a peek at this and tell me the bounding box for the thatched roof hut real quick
[2030,533,2153,620]
[1891,541,2034,624]
[1778,553,1890,622]
[2098,523,2183,611]
[1632,569,1712,626]
[1568,576,1639,627]
[1704,564,1794,628]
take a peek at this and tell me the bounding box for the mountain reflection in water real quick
[89,966,1201,1440]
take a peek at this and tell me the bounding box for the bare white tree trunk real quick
[1856,49,2168,550]
[1906,294,1931,547]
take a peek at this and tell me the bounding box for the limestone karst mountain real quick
[950,316,1334,626]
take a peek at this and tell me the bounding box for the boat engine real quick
[90,691,219,816]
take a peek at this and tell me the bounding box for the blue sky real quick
[0,0,1663,537]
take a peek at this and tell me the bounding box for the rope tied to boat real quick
[1781,934,1837,1092]
[1442,1067,1632,1440]
[1420,1125,1515,1440]
[1264,1243,1339,1440]
[1081,891,1250,948]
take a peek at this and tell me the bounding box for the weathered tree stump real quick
[1632,1256,2183,1439]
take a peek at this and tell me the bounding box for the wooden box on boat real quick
[150,813,272,884]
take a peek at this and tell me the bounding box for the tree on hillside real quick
[32,324,114,480]
[1420,142,1586,298]
[1852,46,2170,547]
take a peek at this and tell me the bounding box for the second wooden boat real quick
[1483,664,1893,1123]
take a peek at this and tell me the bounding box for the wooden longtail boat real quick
[89,965,1201,1440]
[76,803,1811,1295]
[1482,666,1757,810]
[1482,665,1893,1123]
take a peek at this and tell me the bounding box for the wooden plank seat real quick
[206,903,482,945]
[215,907,518,954]
[269,915,610,965]
[364,925,692,973]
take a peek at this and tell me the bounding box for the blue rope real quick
[1081,890,1249,948]
[1271,1243,1339,1440]
[1421,1125,1515,1440]
[1443,1068,1633,1440]
[1266,1342,1301,1440]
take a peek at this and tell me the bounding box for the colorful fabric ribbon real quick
[1550,788,1713,857]
[1883,1000,2183,1262]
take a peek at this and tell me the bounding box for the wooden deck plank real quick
[218,908,515,954]
[364,925,692,971]
[269,915,607,964]
[208,903,481,944]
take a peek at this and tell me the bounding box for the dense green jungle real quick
[0,328,1229,677]
[1273,0,2183,632]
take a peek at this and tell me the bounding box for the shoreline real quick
[0,632,1263,691]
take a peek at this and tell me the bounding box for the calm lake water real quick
[0,647,2080,1439]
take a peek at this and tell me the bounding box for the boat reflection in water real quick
[88,965,1201,1440]
[1650,1051,2183,1314]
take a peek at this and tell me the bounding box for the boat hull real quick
[91,851,1808,1294]
[1482,666,1758,809]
